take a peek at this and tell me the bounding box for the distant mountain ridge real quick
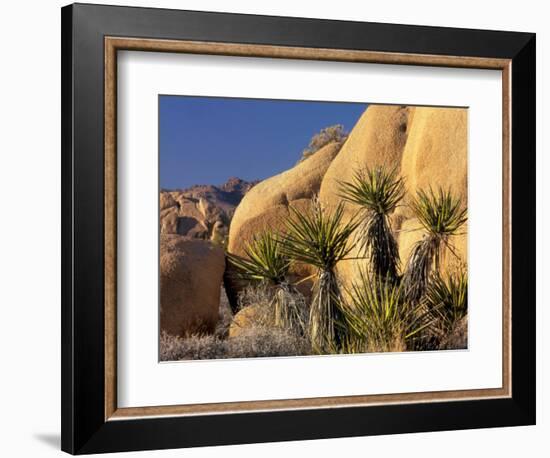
[160,177,259,242]
[162,177,258,209]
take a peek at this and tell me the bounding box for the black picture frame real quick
[61,3,536,454]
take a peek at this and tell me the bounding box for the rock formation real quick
[161,104,468,343]
[160,234,225,336]
[319,105,467,286]
[225,142,343,309]
[160,177,257,243]
[318,106,415,285]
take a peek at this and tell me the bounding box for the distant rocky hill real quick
[160,177,258,243]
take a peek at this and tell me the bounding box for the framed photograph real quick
[61,3,536,454]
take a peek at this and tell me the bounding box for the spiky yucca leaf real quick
[339,166,405,280]
[338,270,434,353]
[281,200,359,269]
[424,271,468,337]
[411,187,467,238]
[403,187,467,302]
[228,231,308,335]
[227,230,289,284]
[401,236,440,304]
[281,199,359,353]
[339,166,405,215]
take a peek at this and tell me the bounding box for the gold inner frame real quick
[104,37,512,421]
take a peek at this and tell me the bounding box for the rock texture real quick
[160,234,226,336]
[228,142,342,255]
[400,108,467,207]
[320,106,412,207]
[228,305,262,338]
[160,177,257,243]
[397,107,468,272]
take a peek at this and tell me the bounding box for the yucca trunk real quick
[308,269,346,353]
[338,166,405,283]
[362,212,400,281]
[403,187,467,304]
[402,235,443,303]
[271,282,307,336]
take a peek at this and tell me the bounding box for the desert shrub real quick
[159,327,311,361]
[339,165,405,282]
[299,124,348,162]
[236,283,308,335]
[422,271,468,348]
[438,316,468,350]
[227,230,307,334]
[338,270,433,353]
[227,230,289,284]
[281,198,359,353]
[402,187,467,303]
[225,326,312,358]
[214,288,234,339]
[160,331,223,361]
[237,283,274,310]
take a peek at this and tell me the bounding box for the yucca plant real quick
[402,187,467,303]
[281,199,359,353]
[339,165,405,281]
[338,270,434,353]
[423,271,468,342]
[227,230,289,284]
[227,230,307,335]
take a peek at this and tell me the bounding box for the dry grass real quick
[160,327,311,361]
[160,284,311,362]
[438,316,468,350]
[214,287,234,339]
[237,283,308,335]
[237,283,273,310]
[160,281,467,360]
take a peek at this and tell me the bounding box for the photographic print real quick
[159,96,468,361]
[62,8,535,452]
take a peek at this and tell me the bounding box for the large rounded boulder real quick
[319,105,413,210]
[225,142,342,308]
[318,105,414,286]
[397,107,468,272]
[228,141,342,256]
[400,107,467,205]
[160,234,225,336]
[317,105,467,287]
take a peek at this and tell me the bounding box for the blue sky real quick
[159,95,367,189]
